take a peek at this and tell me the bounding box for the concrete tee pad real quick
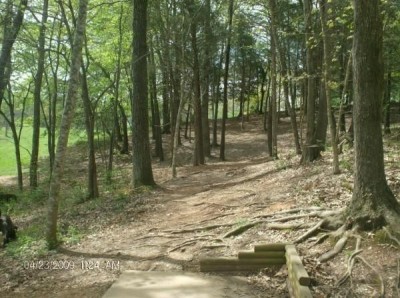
[102,270,256,298]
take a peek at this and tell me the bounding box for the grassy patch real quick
[0,126,88,176]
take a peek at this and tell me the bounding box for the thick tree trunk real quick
[348,0,400,232]
[131,0,155,187]
[46,0,88,249]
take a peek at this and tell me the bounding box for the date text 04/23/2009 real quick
[22,259,120,271]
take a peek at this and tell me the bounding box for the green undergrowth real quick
[1,171,152,259]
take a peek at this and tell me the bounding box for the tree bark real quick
[131,0,155,187]
[219,0,234,161]
[384,71,391,135]
[319,0,340,174]
[46,0,88,249]
[0,0,27,110]
[30,0,48,189]
[268,0,278,159]
[187,0,204,166]
[201,0,212,157]
[301,0,321,163]
[348,0,400,232]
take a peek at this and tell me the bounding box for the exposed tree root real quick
[168,236,214,253]
[223,221,313,238]
[255,206,327,219]
[201,244,229,250]
[336,237,362,287]
[223,221,261,238]
[318,231,349,263]
[294,218,328,244]
[383,226,400,246]
[397,258,400,297]
[165,223,232,234]
[354,255,385,297]
[311,233,329,246]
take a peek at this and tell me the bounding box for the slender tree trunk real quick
[81,65,99,199]
[201,0,212,157]
[30,0,48,189]
[315,80,327,149]
[0,82,28,190]
[0,0,27,109]
[268,0,279,158]
[219,0,234,161]
[46,0,88,249]
[269,0,301,155]
[301,0,321,163]
[149,42,164,161]
[187,1,204,166]
[348,0,400,232]
[212,44,224,147]
[319,0,339,174]
[131,0,155,187]
[384,71,391,135]
[118,102,129,154]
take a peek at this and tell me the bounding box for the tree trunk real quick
[118,102,129,154]
[201,0,212,157]
[30,0,48,189]
[319,0,339,174]
[131,0,155,187]
[0,0,27,110]
[347,0,400,232]
[219,0,234,161]
[212,44,224,147]
[81,64,99,199]
[46,0,88,249]
[187,1,204,166]
[301,0,321,163]
[149,42,164,161]
[268,0,278,159]
[315,80,327,149]
[383,71,391,135]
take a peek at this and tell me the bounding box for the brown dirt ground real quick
[1,115,400,298]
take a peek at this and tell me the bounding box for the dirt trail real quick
[1,116,399,298]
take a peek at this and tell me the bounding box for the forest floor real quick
[1,115,400,297]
